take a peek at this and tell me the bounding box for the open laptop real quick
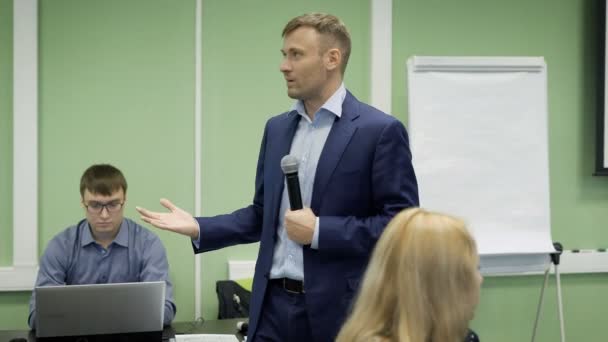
[35,281,165,341]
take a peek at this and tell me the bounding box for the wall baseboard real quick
[0,265,38,291]
[227,251,608,281]
[556,250,608,274]
[228,260,256,280]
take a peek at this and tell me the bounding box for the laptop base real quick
[36,330,162,342]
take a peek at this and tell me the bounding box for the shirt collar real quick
[290,83,346,121]
[82,219,128,247]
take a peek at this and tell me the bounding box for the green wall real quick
[1,0,608,341]
[1,0,198,328]
[393,0,608,341]
[0,0,13,268]
[0,0,370,330]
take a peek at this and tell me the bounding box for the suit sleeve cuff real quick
[311,217,320,249]
[191,221,201,249]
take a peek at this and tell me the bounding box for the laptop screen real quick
[35,281,165,339]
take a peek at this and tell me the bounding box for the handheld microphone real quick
[280,154,303,210]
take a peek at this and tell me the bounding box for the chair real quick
[465,329,480,342]
[216,280,251,319]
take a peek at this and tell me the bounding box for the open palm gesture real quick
[136,198,199,239]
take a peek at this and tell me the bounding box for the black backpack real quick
[216,280,251,319]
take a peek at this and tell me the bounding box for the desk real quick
[0,318,246,342]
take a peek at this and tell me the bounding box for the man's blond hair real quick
[282,13,351,75]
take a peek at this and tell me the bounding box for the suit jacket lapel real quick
[269,112,301,231]
[311,92,359,211]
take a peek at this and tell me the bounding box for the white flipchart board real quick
[407,56,555,275]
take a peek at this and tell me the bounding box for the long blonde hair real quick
[336,208,480,342]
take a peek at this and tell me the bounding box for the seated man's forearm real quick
[164,302,176,326]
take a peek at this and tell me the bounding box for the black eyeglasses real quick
[84,200,124,214]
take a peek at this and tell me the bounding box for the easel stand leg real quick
[555,265,565,342]
[531,267,551,342]
[531,243,566,342]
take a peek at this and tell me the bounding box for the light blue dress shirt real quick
[28,218,176,328]
[192,84,347,281]
[269,83,346,281]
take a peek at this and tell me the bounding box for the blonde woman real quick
[336,208,482,342]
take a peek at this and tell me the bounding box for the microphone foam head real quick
[281,154,299,174]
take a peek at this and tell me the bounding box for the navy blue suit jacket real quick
[194,91,418,341]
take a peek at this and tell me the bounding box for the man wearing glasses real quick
[27,164,176,328]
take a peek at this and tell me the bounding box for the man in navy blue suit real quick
[137,13,418,342]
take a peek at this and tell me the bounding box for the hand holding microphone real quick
[281,155,316,244]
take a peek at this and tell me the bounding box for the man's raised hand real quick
[136,198,199,239]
